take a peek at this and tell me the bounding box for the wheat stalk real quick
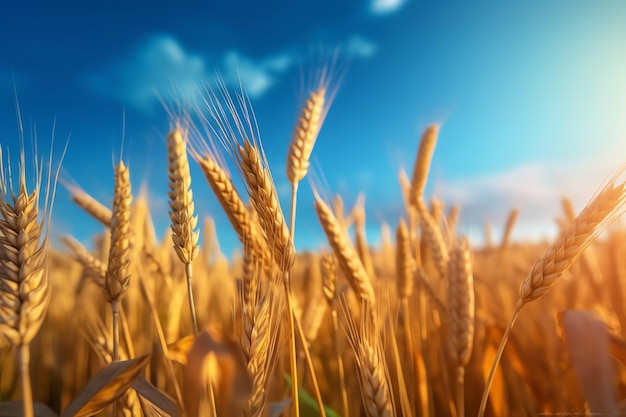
[479,168,626,417]
[0,146,54,417]
[500,208,519,249]
[448,237,474,417]
[315,194,376,315]
[62,235,106,287]
[196,155,264,254]
[238,139,295,272]
[353,194,375,280]
[409,124,439,206]
[241,296,272,417]
[286,87,326,185]
[409,125,449,277]
[69,187,112,227]
[396,219,414,302]
[343,301,394,417]
[104,161,132,363]
[167,127,200,336]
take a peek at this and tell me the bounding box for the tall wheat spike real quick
[196,155,264,255]
[396,219,414,302]
[62,235,106,287]
[286,86,326,185]
[343,301,394,417]
[104,161,132,363]
[0,149,51,417]
[167,127,200,335]
[198,79,313,415]
[314,194,376,315]
[479,168,626,417]
[448,237,474,417]
[69,187,112,228]
[500,208,519,249]
[409,124,449,277]
[238,139,295,271]
[353,194,375,280]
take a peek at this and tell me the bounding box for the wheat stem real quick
[283,280,301,417]
[111,299,119,362]
[185,263,199,336]
[331,308,349,417]
[289,182,298,243]
[456,367,465,417]
[19,343,33,417]
[477,308,519,417]
[292,300,326,417]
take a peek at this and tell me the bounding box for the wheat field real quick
[1,75,626,417]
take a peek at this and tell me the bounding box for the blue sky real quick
[2,1,626,255]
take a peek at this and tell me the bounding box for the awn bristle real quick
[0,167,49,346]
[314,195,376,313]
[238,139,294,271]
[286,88,326,184]
[396,219,414,301]
[517,173,626,307]
[448,237,475,367]
[167,128,200,265]
[104,161,132,303]
[70,188,112,228]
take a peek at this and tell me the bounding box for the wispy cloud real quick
[343,35,377,59]
[84,35,206,113]
[433,161,621,243]
[220,51,295,98]
[83,35,296,113]
[369,0,409,15]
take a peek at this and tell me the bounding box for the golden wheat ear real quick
[286,87,326,185]
[409,124,449,278]
[314,193,376,316]
[167,126,201,336]
[479,167,626,417]
[448,237,475,417]
[286,63,339,187]
[103,160,132,365]
[0,136,62,417]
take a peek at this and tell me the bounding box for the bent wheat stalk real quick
[478,169,626,417]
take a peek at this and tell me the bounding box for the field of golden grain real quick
[1,76,626,417]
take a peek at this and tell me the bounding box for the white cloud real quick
[84,35,206,113]
[370,0,409,15]
[221,51,295,98]
[84,35,296,112]
[344,36,377,59]
[434,160,623,244]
